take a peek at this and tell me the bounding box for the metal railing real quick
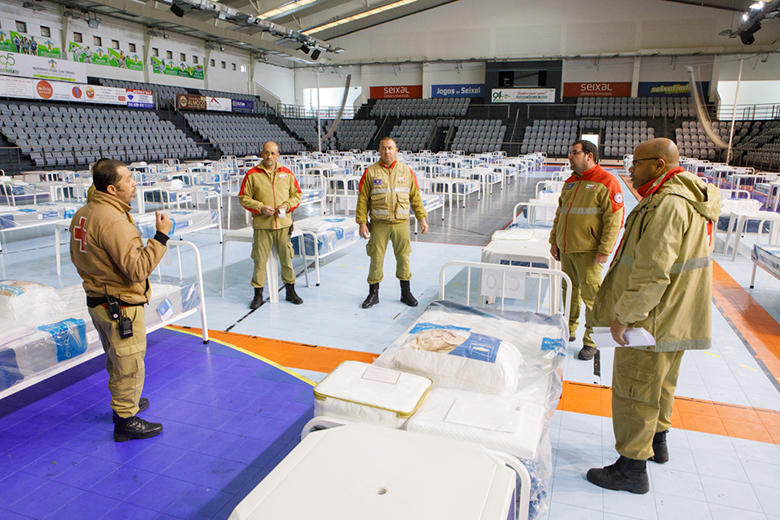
[278,104,355,119]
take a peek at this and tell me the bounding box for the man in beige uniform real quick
[70,158,172,442]
[549,140,624,361]
[238,141,303,309]
[586,139,720,494]
[356,137,428,308]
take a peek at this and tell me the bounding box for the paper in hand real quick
[591,327,656,349]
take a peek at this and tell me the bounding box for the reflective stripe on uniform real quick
[670,256,712,274]
[395,187,410,193]
[371,188,389,194]
[397,208,410,216]
[619,254,711,273]
[562,207,603,215]
[372,209,389,216]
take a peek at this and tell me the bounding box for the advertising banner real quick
[177,94,207,110]
[0,52,86,83]
[563,82,631,97]
[0,74,34,98]
[126,89,154,109]
[637,81,710,97]
[150,56,204,80]
[0,75,151,108]
[491,88,556,103]
[369,85,423,99]
[431,84,485,98]
[231,99,254,113]
[0,30,61,58]
[206,97,232,112]
[33,80,83,102]
[68,42,110,66]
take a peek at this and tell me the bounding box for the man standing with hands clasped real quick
[70,158,172,442]
[586,138,720,494]
[549,140,624,361]
[239,141,303,309]
[356,137,428,308]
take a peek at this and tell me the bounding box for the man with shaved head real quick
[355,137,428,308]
[586,138,721,494]
[238,141,303,309]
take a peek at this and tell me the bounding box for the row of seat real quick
[183,112,304,154]
[370,98,470,118]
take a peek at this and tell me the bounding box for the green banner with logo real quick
[108,48,143,71]
[150,56,203,80]
[69,42,111,66]
[0,31,61,58]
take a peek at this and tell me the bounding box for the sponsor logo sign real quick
[231,99,254,113]
[206,96,232,112]
[637,81,710,97]
[431,83,485,98]
[491,88,556,103]
[126,89,154,109]
[369,85,423,99]
[177,94,207,110]
[563,82,632,97]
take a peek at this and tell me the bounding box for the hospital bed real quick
[0,240,208,398]
[291,215,360,286]
[298,262,571,520]
[53,208,220,276]
[750,244,780,287]
[0,202,81,254]
[410,193,445,234]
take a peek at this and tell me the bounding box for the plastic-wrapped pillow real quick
[0,281,65,324]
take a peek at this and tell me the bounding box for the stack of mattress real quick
[292,215,359,257]
[0,203,80,229]
[0,278,200,393]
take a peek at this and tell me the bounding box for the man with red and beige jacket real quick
[549,140,624,360]
[238,141,303,309]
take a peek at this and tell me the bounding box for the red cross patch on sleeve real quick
[74,216,88,253]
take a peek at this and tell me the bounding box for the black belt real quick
[86,296,144,308]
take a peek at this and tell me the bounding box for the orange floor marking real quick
[559,381,779,444]
[170,326,378,373]
[711,261,780,382]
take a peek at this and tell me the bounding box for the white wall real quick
[329,0,780,64]
[562,58,634,83]
[206,46,251,93]
[254,62,296,105]
[293,66,361,106]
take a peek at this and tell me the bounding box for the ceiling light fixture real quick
[303,0,417,35]
[258,0,318,19]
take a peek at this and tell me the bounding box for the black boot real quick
[400,280,418,307]
[361,283,379,309]
[249,287,264,310]
[649,430,669,464]
[112,397,149,424]
[578,345,597,360]
[285,283,303,304]
[113,415,163,442]
[586,456,649,494]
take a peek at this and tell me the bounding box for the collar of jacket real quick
[379,160,397,170]
[637,166,685,198]
[90,188,132,214]
[254,163,281,176]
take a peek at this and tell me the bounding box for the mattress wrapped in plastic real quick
[291,215,359,257]
[375,301,566,399]
[134,209,218,239]
[0,203,79,229]
[0,278,200,393]
[313,361,432,428]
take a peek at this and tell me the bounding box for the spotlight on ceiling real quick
[298,44,310,54]
[87,13,101,28]
[310,49,321,60]
[740,21,761,44]
[170,0,185,17]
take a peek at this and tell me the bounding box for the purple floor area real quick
[0,328,314,519]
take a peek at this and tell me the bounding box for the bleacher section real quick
[98,78,185,110]
[0,101,205,168]
[390,120,435,151]
[521,120,578,156]
[575,96,693,118]
[334,119,377,150]
[603,121,654,158]
[450,119,506,154]
[183,112,303,155]
[370,98,469,118]
[284,118,319,148]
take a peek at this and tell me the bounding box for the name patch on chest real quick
[585,183,596,189]
[278,173,287,178]
[565,183,575,190]
[373,179,383,185]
